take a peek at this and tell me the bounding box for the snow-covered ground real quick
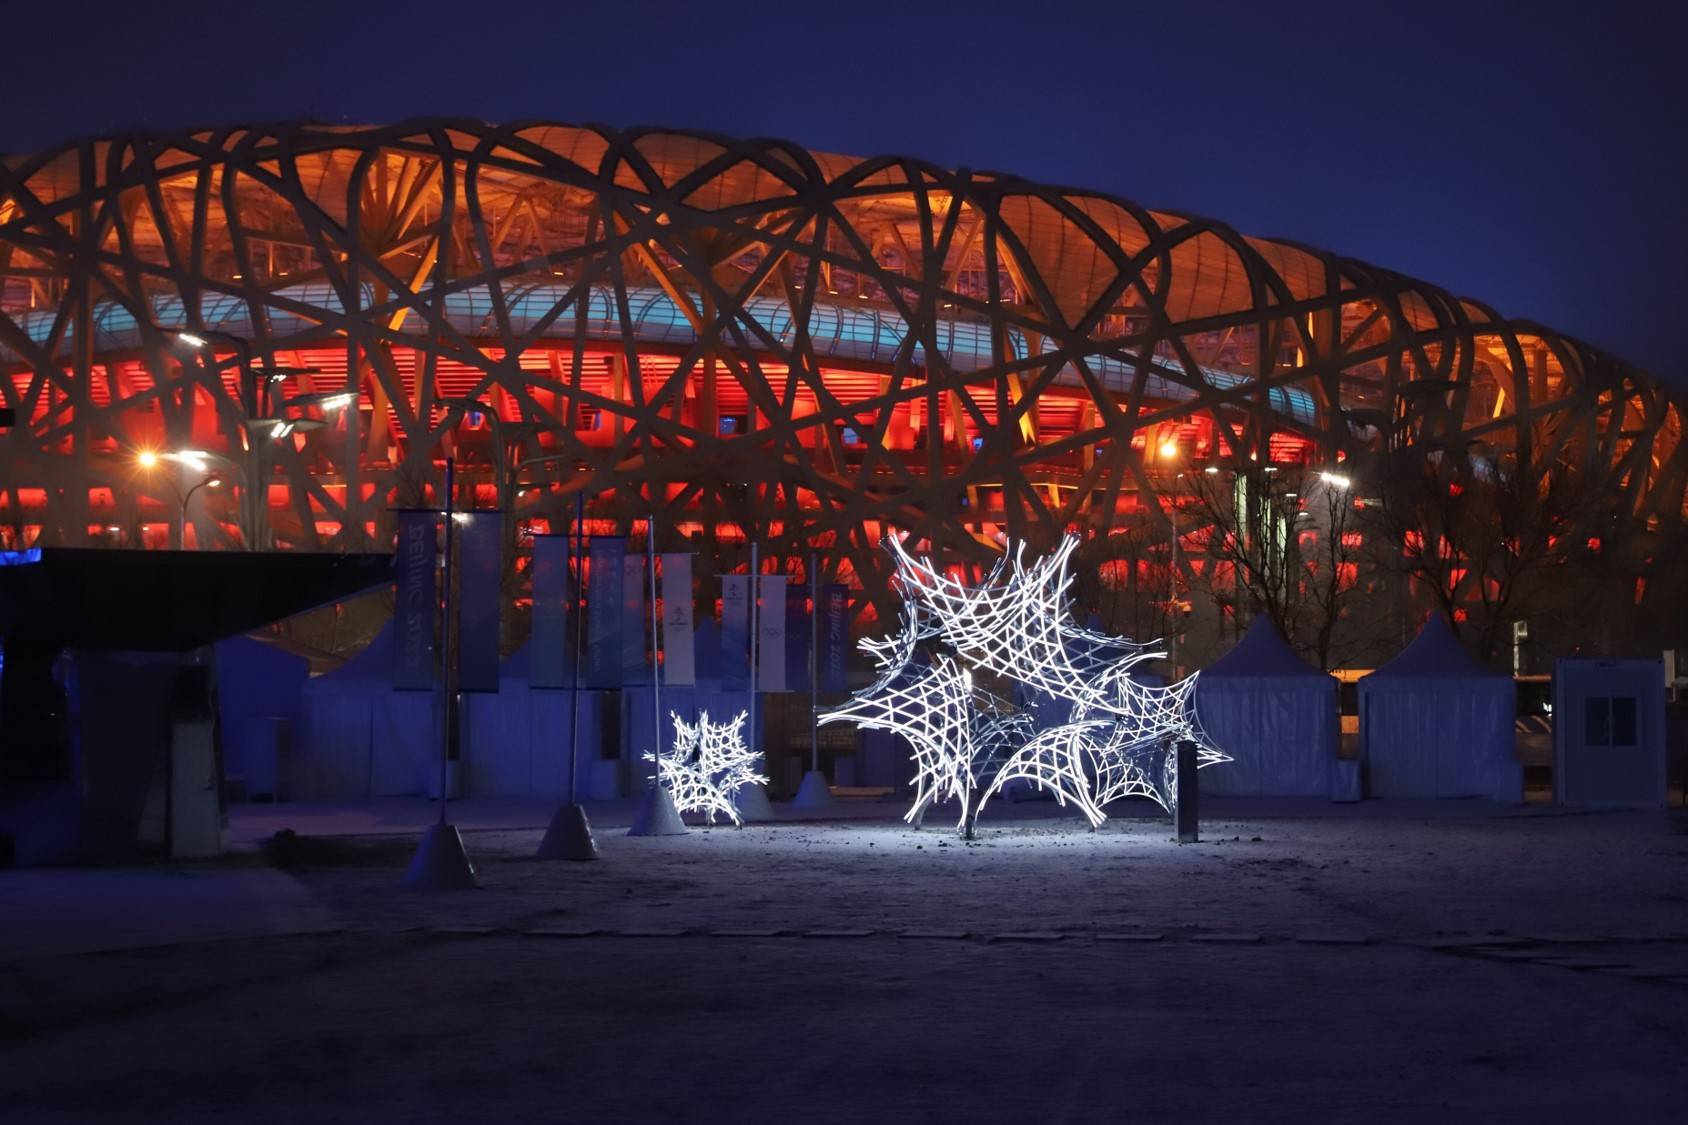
[2,796,1685,1123]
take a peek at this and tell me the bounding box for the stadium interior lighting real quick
[176,332,208,349]
[1158,440,1180,460]
[164,450,211,472]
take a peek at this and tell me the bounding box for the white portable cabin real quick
[1195,618,1339,797]
[1358,615,1520,800]
[1553,658,1667,807]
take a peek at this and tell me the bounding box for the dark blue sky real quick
[6,0,1683,386]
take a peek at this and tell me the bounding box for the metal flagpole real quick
[810,551,819,774]
[647,513,661,787]
[568,491,584,803]
[748,540,759,771]
[438,457,456,823]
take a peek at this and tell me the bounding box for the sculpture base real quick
[733,783,776,823]
[535,803,599,860]
[627,784,689,836]
[402,822,478,890]
[791,769,836,812]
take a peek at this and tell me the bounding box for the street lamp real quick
[179,477,225,547]
[168,327,324,548]
[135,448,231,549]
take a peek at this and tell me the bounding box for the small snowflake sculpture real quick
[644,710,767,826]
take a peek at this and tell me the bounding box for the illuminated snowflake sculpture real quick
[643,710,767,826]
[821,535,1227,836]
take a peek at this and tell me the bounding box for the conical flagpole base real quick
[733,783,776,823]
[627,783,689,836]
[791,769,836,812]
[535,803,599,860]
[402,822,478,891]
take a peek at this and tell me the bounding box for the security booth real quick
[1553,659,1667,807]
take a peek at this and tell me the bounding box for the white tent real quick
[1195,618,1338,797]
[1358,615,1519,800]
[295,623,437,797]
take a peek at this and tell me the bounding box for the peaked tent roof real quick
[1201,617,1331,680]
[1366,614,1505,680]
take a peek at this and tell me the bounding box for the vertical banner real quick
[585,537,625,688]
[457,512,502,693]
[393,509,436,690]
[821,583,850,692]
[621,553,647,684]
[757,575,788,692]
[785,581,809,690]
[528,534,571,689]
[720,575,751,690]
[661,553,695,686]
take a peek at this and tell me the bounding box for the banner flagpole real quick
[535,489,599,859]
[569,491,584,801]
[401,455,478,887]
[438,456,455,825]
[810,551,819,774]
[748,540,759,771]
[648,513,661,781]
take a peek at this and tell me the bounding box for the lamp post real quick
[170,328,321,549]
[1158,440,1183,675]
[137,448,245,549]
[177,475,224,549]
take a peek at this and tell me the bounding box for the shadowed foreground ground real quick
[2,798,1686,1123]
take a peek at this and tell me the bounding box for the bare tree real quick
[1182,464,1368,671]
[1364,443,1594,661]
[1072,513,1178,645]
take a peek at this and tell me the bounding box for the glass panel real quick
[1611,696,1638,747]
[1584,697,1611,746]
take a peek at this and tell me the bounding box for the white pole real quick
[749,540,760,768]
[810,551,819,773]
[568,491,584,803]
[438,457,455,823]
[648,514,661,787]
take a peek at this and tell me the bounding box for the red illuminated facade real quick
[1,120,1682,643]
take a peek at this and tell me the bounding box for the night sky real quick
[6,0,1683,386]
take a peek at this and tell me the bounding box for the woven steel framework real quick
[1,120,1683,621]
[820,535,1225,836]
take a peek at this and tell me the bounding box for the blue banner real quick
[457,512,502,693]
[785,581,809,690]
[821,583,849,692]
[528,534,571,689]
[719,574,751,690]
[586,537,625,688]
[393,510,437,691]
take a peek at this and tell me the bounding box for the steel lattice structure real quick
[821,536,1225,836]
[1,120,1683,622]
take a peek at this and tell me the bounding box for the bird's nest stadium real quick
[1,120,1682,657]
